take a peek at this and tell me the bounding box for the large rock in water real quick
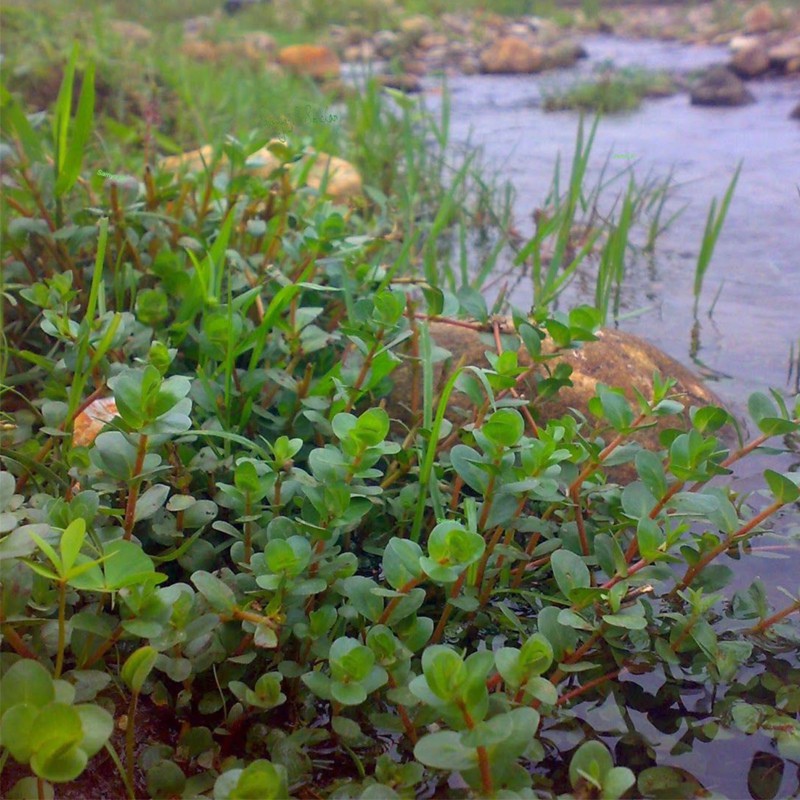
[729,39,770,77]
[690,66,755,106]
[386,320,721,481]
[158,144,362,202]
[480,36,544,74]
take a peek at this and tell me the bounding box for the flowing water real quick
[420,35,799,798]
[422,33,800,581]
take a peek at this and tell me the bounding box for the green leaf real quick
[0,704,39,762]
[121,646,158,693]
[192,571,236,613]
[569,740,613,791]
[382,538,424,590]
[0,660,54,717]
[74,704,113,758]
[551,549,590,599]
[764,469,800,505]
[414,731,476,770]
[59,518,86,575]
[420,646,466,702]
[482,408,525,448]
[213,760,289,800]
[28,703,85,782]
[55,60,95,196]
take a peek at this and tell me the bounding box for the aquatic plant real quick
[2,36,799,800]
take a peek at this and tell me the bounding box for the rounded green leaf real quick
[414,731,476,770]
[569,740,613,790]
[551,549,591,599]
[0,660,54,717]
[482,408,525,448]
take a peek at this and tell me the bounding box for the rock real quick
[480,36,544,74]
[791,102,800,120]
[690,66,755,106]
[376,74,422,93]
[506,23,531,38]
[729,39,770,77]
[418,34,449,51]
[743,2,775,34]
[768,38,800,73]
[386,321,721,480]
[399,14,433,42]
[109,20,153,46]
[440,13,471,37]
[373,30,399,58]
[277,44,341,81]
[158,145,362,203]
[344,42,376,62]
[460,56,480,75]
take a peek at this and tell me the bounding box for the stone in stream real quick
[768,37,800,74]
[743,2,776,35]
[729,38,770,78]
[386,320,722,482]
[791,102,800,120]
[690,66,755,106]
[480,36,544,74]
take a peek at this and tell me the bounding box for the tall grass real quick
[693,161,741,317]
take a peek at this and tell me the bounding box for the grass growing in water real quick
[544,66,677,114]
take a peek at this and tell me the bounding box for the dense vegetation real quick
[1,2,799,799]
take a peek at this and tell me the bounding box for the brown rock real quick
[791,102,800,120]
[480,36,544,74]
[386,320,722,480]
[768,38,800,72]
[743,2,775,34]
[730,40,770,77]
[344,42,376,62]
[418,34,449,51]
[690,66,755,106]
[158,145,362,203]
[277,44,341,81]
[400,14,433,42]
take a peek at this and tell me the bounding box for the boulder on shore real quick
[158,145,362,202]
[386,319,722,481]
[480,36,544,74]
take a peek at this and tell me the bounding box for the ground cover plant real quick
[2,23,800,800]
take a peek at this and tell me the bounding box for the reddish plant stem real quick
[673,499,784,594]
[387,673,418,745]
[377,576,425,625]
[456,699,493,797]
[82,625,124,669]
[746,598,800,635]
[123,434,149,541]
[1,624,37,659]
[556,668,622,706]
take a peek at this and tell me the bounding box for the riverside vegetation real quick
[2,13,800,800]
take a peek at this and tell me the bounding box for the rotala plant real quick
[1,46,799,800]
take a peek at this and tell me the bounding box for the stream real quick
[420,34,799,799]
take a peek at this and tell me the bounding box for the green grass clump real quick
[544,67,676,114]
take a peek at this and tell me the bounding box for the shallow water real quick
[423,33,800,584]
[419,35,800,799]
